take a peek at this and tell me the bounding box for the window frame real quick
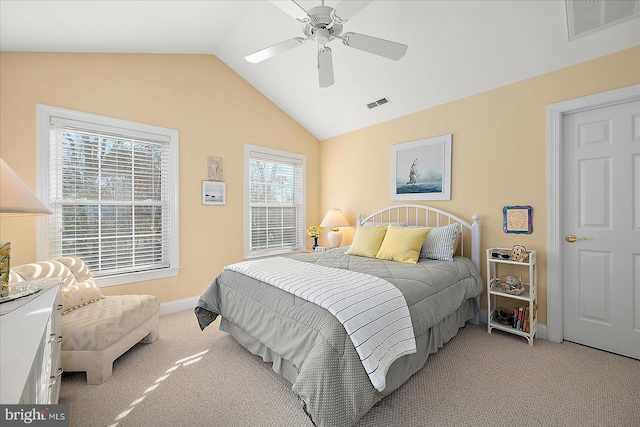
[36,104,180,287]
[244,144,306,259]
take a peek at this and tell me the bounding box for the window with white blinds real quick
[36,105,179,287]
[244,145,306,258]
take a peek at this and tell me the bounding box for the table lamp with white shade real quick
[319,208,349,249]
[0,158,52,296]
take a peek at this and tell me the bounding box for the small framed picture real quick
[503,206,532,234]
[202,181,226,206]
[207,156,223,181]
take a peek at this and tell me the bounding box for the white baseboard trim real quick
[537,323,547,340]
[479,308,488,325]
[160,296,199,315]
[478,309,547,341]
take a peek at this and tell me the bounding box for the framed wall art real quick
[391,134,452,201]
[202,180,226,206]
[503,205,533,234]
[207,156,223,181]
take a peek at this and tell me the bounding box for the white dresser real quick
[0,278,63,404]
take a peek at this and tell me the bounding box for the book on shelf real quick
[510,305,536,333]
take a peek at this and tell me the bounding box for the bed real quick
[195,204,483,427]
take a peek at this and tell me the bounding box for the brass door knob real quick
[565,234,587,243]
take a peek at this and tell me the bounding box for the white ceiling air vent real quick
[366,97,390,110]
[566,0,640,40]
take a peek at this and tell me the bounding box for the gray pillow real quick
[420,223,459,262]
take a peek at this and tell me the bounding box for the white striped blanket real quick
[224,257,416,391]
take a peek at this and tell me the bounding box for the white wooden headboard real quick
[357,204,481,271]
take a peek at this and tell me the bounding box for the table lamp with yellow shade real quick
[0,158,52,296]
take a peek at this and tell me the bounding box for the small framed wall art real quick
[207,156,223,181]
[503,205,533,234]
[202,180,226,206]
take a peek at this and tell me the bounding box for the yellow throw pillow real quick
[61,279,104,314]
[376,225,430,264]
[346,226,388,258]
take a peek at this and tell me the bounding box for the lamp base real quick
[327,230,342,249]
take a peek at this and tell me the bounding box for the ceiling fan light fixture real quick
[250,1,408,87]
[314,28,332,45]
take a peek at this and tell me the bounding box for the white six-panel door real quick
[562,99,640,359]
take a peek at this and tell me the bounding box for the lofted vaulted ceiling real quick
[1,0,638,140]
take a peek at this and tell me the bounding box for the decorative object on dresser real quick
[319,208,349,248]
[9,257,160,384]
[0,241,10,296]
[0,158,52,296]
[391,135,452,201]
[486,247,538,345]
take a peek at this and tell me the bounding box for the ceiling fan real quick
[245,0,408,87]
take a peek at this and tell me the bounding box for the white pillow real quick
[61,279,104,314]
[420,223,460,262]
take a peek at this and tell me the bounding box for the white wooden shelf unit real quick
[486,248,537,346]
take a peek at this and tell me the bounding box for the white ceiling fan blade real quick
[318,47,334,88]
[270,0,309,22]
[342,32,407,60]
[245,37,306,63]
[331,0,373,23]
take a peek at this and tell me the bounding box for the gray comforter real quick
[195,248,483,427]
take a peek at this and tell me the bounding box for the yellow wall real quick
[2,48,638,325]
[319,47,640,325]
[0,53,321,302]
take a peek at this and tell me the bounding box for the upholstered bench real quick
[10,257,160,384]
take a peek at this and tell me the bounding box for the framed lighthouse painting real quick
[391,135,452,201]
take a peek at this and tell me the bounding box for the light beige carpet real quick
[60,309,640,427]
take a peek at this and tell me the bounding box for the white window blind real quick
[245,145,306,258]
[36,105,179,286]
